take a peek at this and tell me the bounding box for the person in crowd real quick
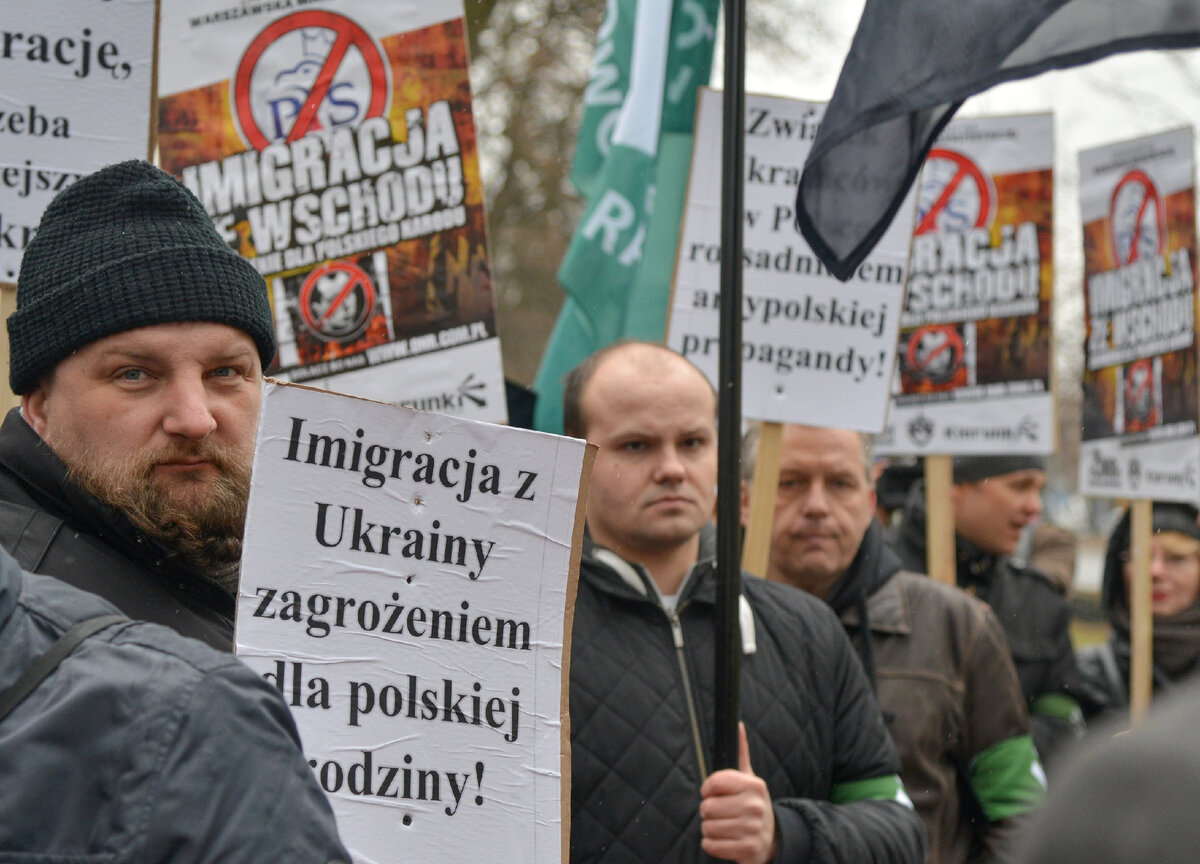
[887,456,1084,767]
[564,341,925,864]
[1074,501,1200,722]
[0,542,349,861]
[0,160,277,649]
[1014,519,1077,596]
[1016,678,1200,864]
[742,424,1043,864]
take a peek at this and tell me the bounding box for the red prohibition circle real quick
[1108,169,1166,266]
[233,10,389,151]
[299,260,376,342]
[1124,358,1155,421]
[916,148,994,236]
[905,324,964,384]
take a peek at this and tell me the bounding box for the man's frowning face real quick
[578,346,718,562]
[24,322,263,568]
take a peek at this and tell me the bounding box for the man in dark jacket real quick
[0,160,277,649]
[0,542,348,861]
[887,456,1084,767]
[743,425,1044,864]
[564,341,924,864]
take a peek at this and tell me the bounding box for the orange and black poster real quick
[877,113,1054,456]
[1079,128,1200,500]
[158,1,505,421]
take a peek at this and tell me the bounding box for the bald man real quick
[564,341,924,864]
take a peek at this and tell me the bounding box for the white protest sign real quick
[1,0,155,283]
[877,113,1056,455]
[666,89,913,431]
[1078,127,1200,501]
[236,381,591,864]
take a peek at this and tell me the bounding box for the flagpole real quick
[714,0,745,774]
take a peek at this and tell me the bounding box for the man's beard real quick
[57,439,252,579]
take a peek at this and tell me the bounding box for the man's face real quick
[580,348,717,561]
[747,426,875,598]
[951,470,1045,557]
[24,322,263,568]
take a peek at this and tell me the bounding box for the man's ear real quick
[22,388,49,437]
[740,481,751,527]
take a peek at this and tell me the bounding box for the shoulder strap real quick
[0,614,127,723]
[0,503,65,572]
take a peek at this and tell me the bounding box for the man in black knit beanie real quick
[0,159,277,650]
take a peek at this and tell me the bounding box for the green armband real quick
[1031,692,1084,727]
[969,735,1046,821]
[831,774,913,809]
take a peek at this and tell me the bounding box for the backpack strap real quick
[0,614,127,723]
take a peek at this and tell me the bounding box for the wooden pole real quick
[925,455,956,584]
[1128,499,1153,727]
[741,422,782,578]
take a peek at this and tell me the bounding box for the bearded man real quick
[0,160,276,650]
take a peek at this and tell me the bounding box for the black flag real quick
[797,0,1200,282]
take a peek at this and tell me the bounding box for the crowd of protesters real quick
[4,160,1200,864]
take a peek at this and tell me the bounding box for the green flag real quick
[531,0,719,434]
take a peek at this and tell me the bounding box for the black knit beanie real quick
[10,160,276,393]
[952,454,1046,484]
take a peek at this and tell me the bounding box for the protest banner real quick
[1078,127,1200,502]
[875,113,1055,456]
[0,0,156,285]
[666,89,913,432]
[157,1,506,421]
[236,381,591,864]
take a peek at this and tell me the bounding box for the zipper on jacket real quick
[666,605,709,780]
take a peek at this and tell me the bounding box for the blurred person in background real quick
[1074,501,1200,723]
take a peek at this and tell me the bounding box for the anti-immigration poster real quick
[157,1,506,421]
[1,0,155,284]
[876,113,1055,455]
[236,381,591,864]
[666,89,913,431]
[1078,128,1200,501]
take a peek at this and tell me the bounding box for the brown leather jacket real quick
[830,521,1044,864]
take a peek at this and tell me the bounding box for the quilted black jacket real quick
[569,531,926,863]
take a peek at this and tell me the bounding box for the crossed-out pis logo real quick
[908,414,935,447]
[233,10,392,150]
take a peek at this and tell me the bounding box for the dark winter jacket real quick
[0,544,348,862]
[1075,505,1200,723]
[0,408,234,649]
[570,527,926,864]
[828,521,1043,864]
[888,489,1083,767]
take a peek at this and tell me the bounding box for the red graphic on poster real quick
[1108,169,1166,266]
[1124,359,1159,432]
[915,148,995,235]
[901,324,968,392]
[299,260,376,342]
[233,10,389,150]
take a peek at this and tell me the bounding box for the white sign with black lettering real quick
[666,89,913,431]
[236,381,590,864]
[1,0,155,283]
